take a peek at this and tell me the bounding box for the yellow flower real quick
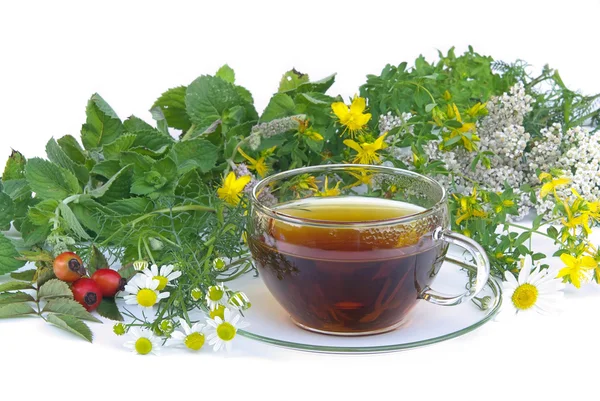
[238,147,270,178]
[453,188,487,224]
[466,102,487,118]
[304,130,324,141]
[217,172,251,206]
[346,169,373,187]
[331,96,372,136]
[539,173,570,198]
[557,253,597,288]
[343,133,388,165]
[316,176,341,197]
[442,90,452,101]
[294,174,319,192]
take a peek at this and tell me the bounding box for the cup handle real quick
[419,228,490,306]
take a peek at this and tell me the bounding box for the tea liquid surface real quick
[250,196,447,334]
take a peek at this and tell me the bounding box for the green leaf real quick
[87,164,132,198]
[278,69,310,92]
[0,233,26,275]
[106,198,152,216]
[120,152,155,176]
[102,134,137,160]
[185,75,245,128]
[36,266,56,287]
[88,245,108,275]
[2,179,31,200]
[95,297,123,321]
[2,150,27,181]
[130,129,174,151]
[38,279,73,299]
[297,92,333,105]
[0,303,35,318]
[170,138,219,174]
[295,73,336,94]
[27,199,58,226]
[0,281,34,292]
[25,158,81,200]
[533,214,544,230]
[45,138,89,184]
[445,120,463,128]
[90,160,122,179]
[46,313,93,342]
[57,135,86,164]
[152,86,191,131]
[10,269,36,281]
[425,103,437,113]
[260,93,296,122]
[81,93,124,150]
[58,202,91,240]
[444,135,463,146]
[124,115,155,132]
[216,64,235,83]
[547,226,559,239]
[20,219,51,247]
[0,191,14,230]
[43,298,102,323]
[0,291,34,305]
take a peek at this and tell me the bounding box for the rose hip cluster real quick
[52,251,125,311]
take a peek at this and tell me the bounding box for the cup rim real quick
[251,164,447,228]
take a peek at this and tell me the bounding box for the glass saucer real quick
[236,257,502,354]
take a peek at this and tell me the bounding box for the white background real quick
[1,1,600,400]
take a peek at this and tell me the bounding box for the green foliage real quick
[0,234,26,274]
[46,314,93,342]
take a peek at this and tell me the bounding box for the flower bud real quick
[113,323,126,336]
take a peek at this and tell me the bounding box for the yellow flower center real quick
[191,288,203,301]
[154,275,168,291]
[184,332,205,351]
[208,287,224,301]
[137,289,158,307]
[216,322,236,341]
[135,337,153,355]
[511,283,538,310]
[210,304,226,320]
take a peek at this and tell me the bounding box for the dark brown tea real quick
[249,197,447,335]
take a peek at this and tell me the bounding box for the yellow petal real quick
[343,139,363,154]
[350,96,366,114]
[538,172,552,181]
[452,104,462,123]
[580,256,598,269]
[556,267,571,279]
[553,177,571,187]
[237,147,256,164]
[560,253,577,267]
[374,132,388,150]
[540,183,552,198]
[331,102,349,119]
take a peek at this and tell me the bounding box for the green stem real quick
[181,124,197,141]
[219,261,252,282]
[142,238,156,264]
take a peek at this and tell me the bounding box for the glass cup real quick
[247,164,490,336]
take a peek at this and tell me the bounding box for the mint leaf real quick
[0,191,14,230]
[57,135,86,164]
[10,269,36,281]
[46,314,93,342]
[0,234,26,275]
[216,64,235,83]
[260,93,296,122]
[81,93,124,150]
[91,160,122,179]
[25,158,80,200]
[124,115,155,132]
[38,279,73,299]
[185,76,244,128]
[27,199,58,226]
[43,298,102,323]
[0,291,34,305]
[0,281,34,292]
[88,245,108,275]
[170,138,219,174]
[58,202,91,240]
[71,198,107,233]
[96,297,123,321]
[130,129,174,152]
[120,152,155,176]
[45,138,89,184]
[296,73,336,94]
[106,198,152,216]
[20,218,51,247]
[279,69,310,92]
[0,303,35,318]
[2,150,26,181]
[3,179,31,200]
[102,134,137,160]
[153,86,191,131]
[87,164,132,198]
[131,157,177,199]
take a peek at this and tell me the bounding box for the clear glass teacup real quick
[247,164,490,336]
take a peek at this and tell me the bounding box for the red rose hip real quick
[72,278,102,311]
[53,252,86,282]
[91,269,126,297]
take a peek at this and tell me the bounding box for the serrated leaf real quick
[2,150,26,181]
[295,73,336,94]
[58,202,91,240]
[27,199,58,226]
[185,76,245,128]
[124,115,155,132]
[260,93,296,122]
[170,138,219,174]
[0,302,36,318]
[0,281,34,292]
[36,266,56,287]
[102,134,137,160]
[0,291,35,305]
[20,219,51,247]
[88,245,108,275]
[216,64,235,83]
[81,94,124,150]
[87,164,132,199]
[57,135,86,164]
[297,92,333,105]
[46,314,93,342]
[17,250,53,262]
[46,138,89,184]
[3,179,31,200]
[10,269,36,281]
[130,129,174,151]
[119,152,155,176]
[43,298,102,323]
[90,160,122,179]
[279,69,310,92]
[38,279,73,299]
[95,297,123,321]
[0,191,14,230]
[105,198,152,216]
[153,86,191,131]
[25,158,81,200]
[0,233,26,275]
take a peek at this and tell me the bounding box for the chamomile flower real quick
[191,288,203,301]
[171,320,206,351]
[212,257,227,272]
[123,275,170,311]
[124,328,161,356]
[133,260,149,271]
[206,308,249,352]
[502,255,564,316]
[142,264,182,291]
[227,291,251,311]
[205,283,227,310]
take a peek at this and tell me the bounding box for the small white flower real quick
[205,282,227,310]
[190,288,203,301]
[171,319,206,351]
[501,255,564,316]
[142,264,182,291]
[123,328,161,356]
[212,257,227,272]
[205,308,249,352]
[123,275,170,311]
